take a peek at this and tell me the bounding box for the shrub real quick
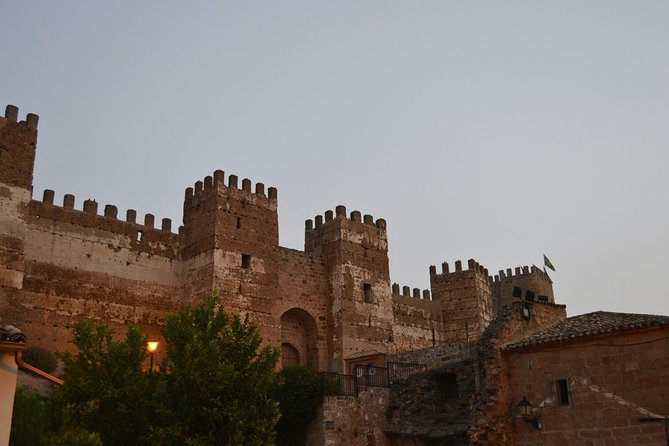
[23,347,57,373]
[9,386,54,446]
[271,366,326,446]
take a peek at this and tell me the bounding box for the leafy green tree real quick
[148,297,280,446]
[55,321,157,445]
[10,386,54,446]
[271,366,326,446]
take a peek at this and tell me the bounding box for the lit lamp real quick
[147,341,159,371]
[517,397,541,429]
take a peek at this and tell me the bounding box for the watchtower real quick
[0,105,39,312]
[182,170,279,316]
[305,206,393,371]
[429,259,493,343]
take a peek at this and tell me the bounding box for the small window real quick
[512,286,522,298]
[363,283,373,303]
[241,254,251,269]
[525,290,535,301]
[136,230,143,241]
[236,217,242,229]
[522,303,531,320]
[556,379,569,406]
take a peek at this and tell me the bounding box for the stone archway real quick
[280,308,318,369]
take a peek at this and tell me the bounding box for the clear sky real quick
[2,2,667,317]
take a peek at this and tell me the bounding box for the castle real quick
[4,105,669,445]
[0,103,554,371]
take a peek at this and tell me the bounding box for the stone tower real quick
[181,170,282,344]
[305,206,393,371]
[429,259,493,343]
[0,105,38,320]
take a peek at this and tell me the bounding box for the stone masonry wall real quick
[307,388,390,446]
[507,327,669,445]
[388,342,471,368]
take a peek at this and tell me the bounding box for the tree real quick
[55,321,157,445]
[271,366,326,446]
[148,297,280,446]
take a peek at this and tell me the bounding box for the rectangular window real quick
[363,283,373,303]
[556,379,569,406]
[241,254,251,269]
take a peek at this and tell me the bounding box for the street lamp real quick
[147,341,159,371]
[517,397,541,429]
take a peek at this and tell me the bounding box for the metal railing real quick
[320,361,426,397]
[387,361,426,383]
[354,364,389,388]
[321,372,358,397]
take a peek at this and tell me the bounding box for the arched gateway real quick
[280,308,319,369]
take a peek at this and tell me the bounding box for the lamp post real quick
[517,397,541,429]
[147,341,159,371]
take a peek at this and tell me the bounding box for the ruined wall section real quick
[390,283,441,351]
[19,190,182,352]
[305,207,392,371]
[466,301,567,445]
[429,259,493,344]
[491,264,554,315]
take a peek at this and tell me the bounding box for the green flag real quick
[543,254,555,271]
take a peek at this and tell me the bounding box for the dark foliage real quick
[22,346,57,373]
[271,366,326,446]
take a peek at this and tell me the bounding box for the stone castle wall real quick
[0,104,555,372]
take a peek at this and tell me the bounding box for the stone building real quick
[2,104,667,445]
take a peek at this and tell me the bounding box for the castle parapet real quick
[391,283,433,301]
[28,189,180,256]
[491,263,555,307]
[305,206,387,234]
[429,258,492,285]
[304,205,388,254]
[1,105,39,189]
[493,264,552,284]
[184,169,277,211]
[3,104,39,129]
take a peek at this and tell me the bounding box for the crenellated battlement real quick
[491,263,555,306]
[428,258,492,284]
[183,169,277,211]
[391,283,433,301]
[305,205,387,233]
[29,189,181,255]
[1,104,39,129]
[492,264,552,284]
[1,104,40,190]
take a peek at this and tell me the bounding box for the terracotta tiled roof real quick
[503,311,669,351]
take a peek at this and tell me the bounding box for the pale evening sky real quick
[1,2,667,317]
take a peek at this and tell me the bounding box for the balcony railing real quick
[320,361,426,397]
